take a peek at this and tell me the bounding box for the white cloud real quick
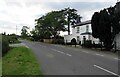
[0,0,54,34]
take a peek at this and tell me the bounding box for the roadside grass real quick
[0,59,2,77]
[2,46,42,75]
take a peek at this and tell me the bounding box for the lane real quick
[42,42,119,75]
[49,43,119,75]
[50,47,119,75]
[22,40,119,75]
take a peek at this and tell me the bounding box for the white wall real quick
[64,34,75,43]
[64,24,99,44]
[114,32,120,50]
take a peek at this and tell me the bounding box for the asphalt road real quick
[22,40,119,76]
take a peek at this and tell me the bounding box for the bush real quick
[82,40,92,48]
[52,39,65,45]
[92,43,102,48]
[2,35,10,56]
[66,42,71,45]
[8,36,18,43]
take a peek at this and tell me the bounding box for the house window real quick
[77,36,80,42]
[76,27,79,33]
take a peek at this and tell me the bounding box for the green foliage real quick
[21,26,29,39]
[30,29,40,41]
[35,10,67,40]
[2,33,21,56]
[52,39,65,45]
[8,35,17,44]
[61,7,81,35]
[2,35,10,56]
[91,4,120,50]
[34,8,81,40]
[82,40,92,48]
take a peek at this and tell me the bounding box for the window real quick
[77,36,80,42]
[76,27,79,33]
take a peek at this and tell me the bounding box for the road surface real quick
[21,40,119,76]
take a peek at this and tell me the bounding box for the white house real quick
[64,26,81,44]
[64,19,120,50]
[64,20,99,44]
[64,2,120,50]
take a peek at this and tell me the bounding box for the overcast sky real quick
[0,0,117,35]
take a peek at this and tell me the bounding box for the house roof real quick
[73,20,91,27]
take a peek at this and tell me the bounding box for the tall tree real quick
[35,11,67,39]
[30,29,39,41]
[91,3,120,50]
[61,7,81,35]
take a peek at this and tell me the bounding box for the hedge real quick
[2,35,10,56]
[52,39,65,45]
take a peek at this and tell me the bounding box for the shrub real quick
[2,35,10,56]
[92,43,103,48]
[8,36,18,43]
[82,40,92,48]
[52,39,65,45]
[66,42,71,45]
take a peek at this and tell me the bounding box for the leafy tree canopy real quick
[91,3,120,50]
[61,7,81,35]
[34,10,67,39]
[21,26,29,38]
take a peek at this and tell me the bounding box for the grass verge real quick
[2,46,42,75]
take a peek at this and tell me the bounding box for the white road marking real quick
[82,51,89,53]
[114,58,120,60]
[59,51,64,54]
[51,48,72,57]
[56,50,60,53]
[66,54,72,56]
[95,54,104,56]
[94,65,119,76]
[51,49,57,51]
